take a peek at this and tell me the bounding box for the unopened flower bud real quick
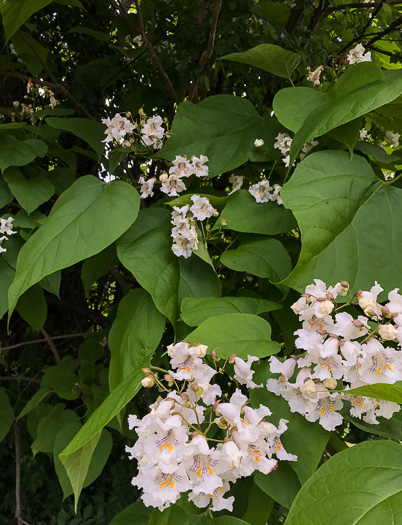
[180,392,189,401]
[290,355,299,360]
[326,292,334,301]
[213,400,221,414]
[210,350,217,360]
[378,324,398,340]
[216,417,227,429]
[228,353,236,364]
[126,111,131,118]
[316,328,327,336]
[352,319,364,328]
[320,300,334,315]
[190,382,199,392]
[159,173,168,183]
[341,281,349,288]
[141,375,155,388]
[142,367,151,375]
[221,218,227,227]
[323,377,337,389]
[382,305,391,318]
[301,293,311,298]
[138,108,144,115]
[355,290,363,298]
[164,373,173,382]
[192,343,208,358]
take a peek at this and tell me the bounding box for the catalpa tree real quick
[1,0,402,524]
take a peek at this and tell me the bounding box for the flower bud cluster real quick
[170,196,217,259]
[268,279,402,430]
[0,217,16,253]
[126,342,296,512]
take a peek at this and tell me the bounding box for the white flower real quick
[249,180,272,203]
[190,195,216,221]
[269,356,297,379]
[0,236,8,253]
[271,184,283,205]
[254,139,264,147]
[274,133,292,156]
[384,131,400,148]
[228,175,244,195]
[386,289,402,326]
[307,66,323,86]
[102,113,135,142]
[359,128,371,141]
[357,282,383,318]
[300,140,318,160]
[160,173,186,197]
[347,44,371,64]
[170,155,194,178]
[133,34,143,47]
[0,217,16,235]
[233,355,262,389]
[142,115,165,149]
[305,394,344,431]
[191,155,209,177]
[378,324,398,341]
[139,177,156,199]
[358,339,400,384]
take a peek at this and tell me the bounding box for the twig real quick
[365,13,402,46]
[14,422,22,525]
[0,332,89,353]
[328,1,402,10]
[16,30,96,120]
[39,328,61,363]
[189,0,222,101]
[122,0,179,104]
[0,376,41,384]
[109,266,130,295]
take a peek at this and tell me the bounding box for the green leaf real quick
[108,289,166,391]
[117,208,180,325]
[59,430,101,511]
[178,256,221,303]
[60,368,143,456]
[159,95,279,177]
[254,463,300,510]
[81,243,118,296]
[0,257,15,319]
[355,141,400,164]
[0,0,54,41]
[78,336,104,362]
[0,177,13,208]
[40,270,61,297]
[109,502,153,525]
[186,313,280,358]
[150,506,250,525]
[241,482,274,525]
[3,168,55,214]
[55,423,112,503]
[0,135,47,173]
[0,388,14,442]
[281,150,402,292]
[221,44,301,80]
[340,382,402,404]
[41,356,80,401]
[8,176,140,320]
[286,440,402,524]
[67,26,110,43]
[218,190,296,235]
[168,193,228,209]
[274,63,402,161]
[180,296,282,326]
[11,30,48,76]
[221,237,292,282]
[46,117,106,159]
[18,386,51,419]
[344,410,402,441]
[251,363,329,484]
[15,283,47,331]
[31,404,79,455]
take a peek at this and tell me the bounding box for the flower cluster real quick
[170,196,216,258]
[267,280,402,431]
[384,130,400,148]
[102,113,135,143]
[249,181,283,205]
[127,342,296,512]
[347,44,371,65]
[158,155,209,198]
[0,217,16,253]
[274,133,318,167]
[142,115,165,149]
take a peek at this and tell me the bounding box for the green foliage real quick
[0,388,14,442]
[286,441,402,524]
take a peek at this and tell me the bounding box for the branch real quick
[118,0,179,104]
[14,422,23,525]
[16,30,96,121]
[109,265,130,295]
[328,1,402,10]
[0,376,41,384]
[40,328,61,364]
[189,0,222,101]
[0,332,89,353]
[365,13,402,46]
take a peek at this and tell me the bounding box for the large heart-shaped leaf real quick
[221,237,292,282]
[286,440,402,524]
[46,117,106,159]
[108,289,166,391]
[4,168,55,214]
[180,296,281,326]
[273,63,402,161]
[281,150,402,292]
[158,95,282,177]
[341,382,402,404]
[221,44,301,80]
[218,190,296,235]
[0,0,53,41]
[186,313,280,358]
[0,135,47,173]
[8,176,140,319]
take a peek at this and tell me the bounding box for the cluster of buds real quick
[268,280,402,430]
[0,217,16,253]
[127,342,296,512]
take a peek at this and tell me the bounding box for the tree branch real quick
[14,422,23,525]
[116,0,180,104]
[40,328,61,364]
[16,30,96,120]
[365,13,402,46]
[109,266,130,295]
[0,376,41,384]
[0,332,89,353]
[328,1,402,10]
